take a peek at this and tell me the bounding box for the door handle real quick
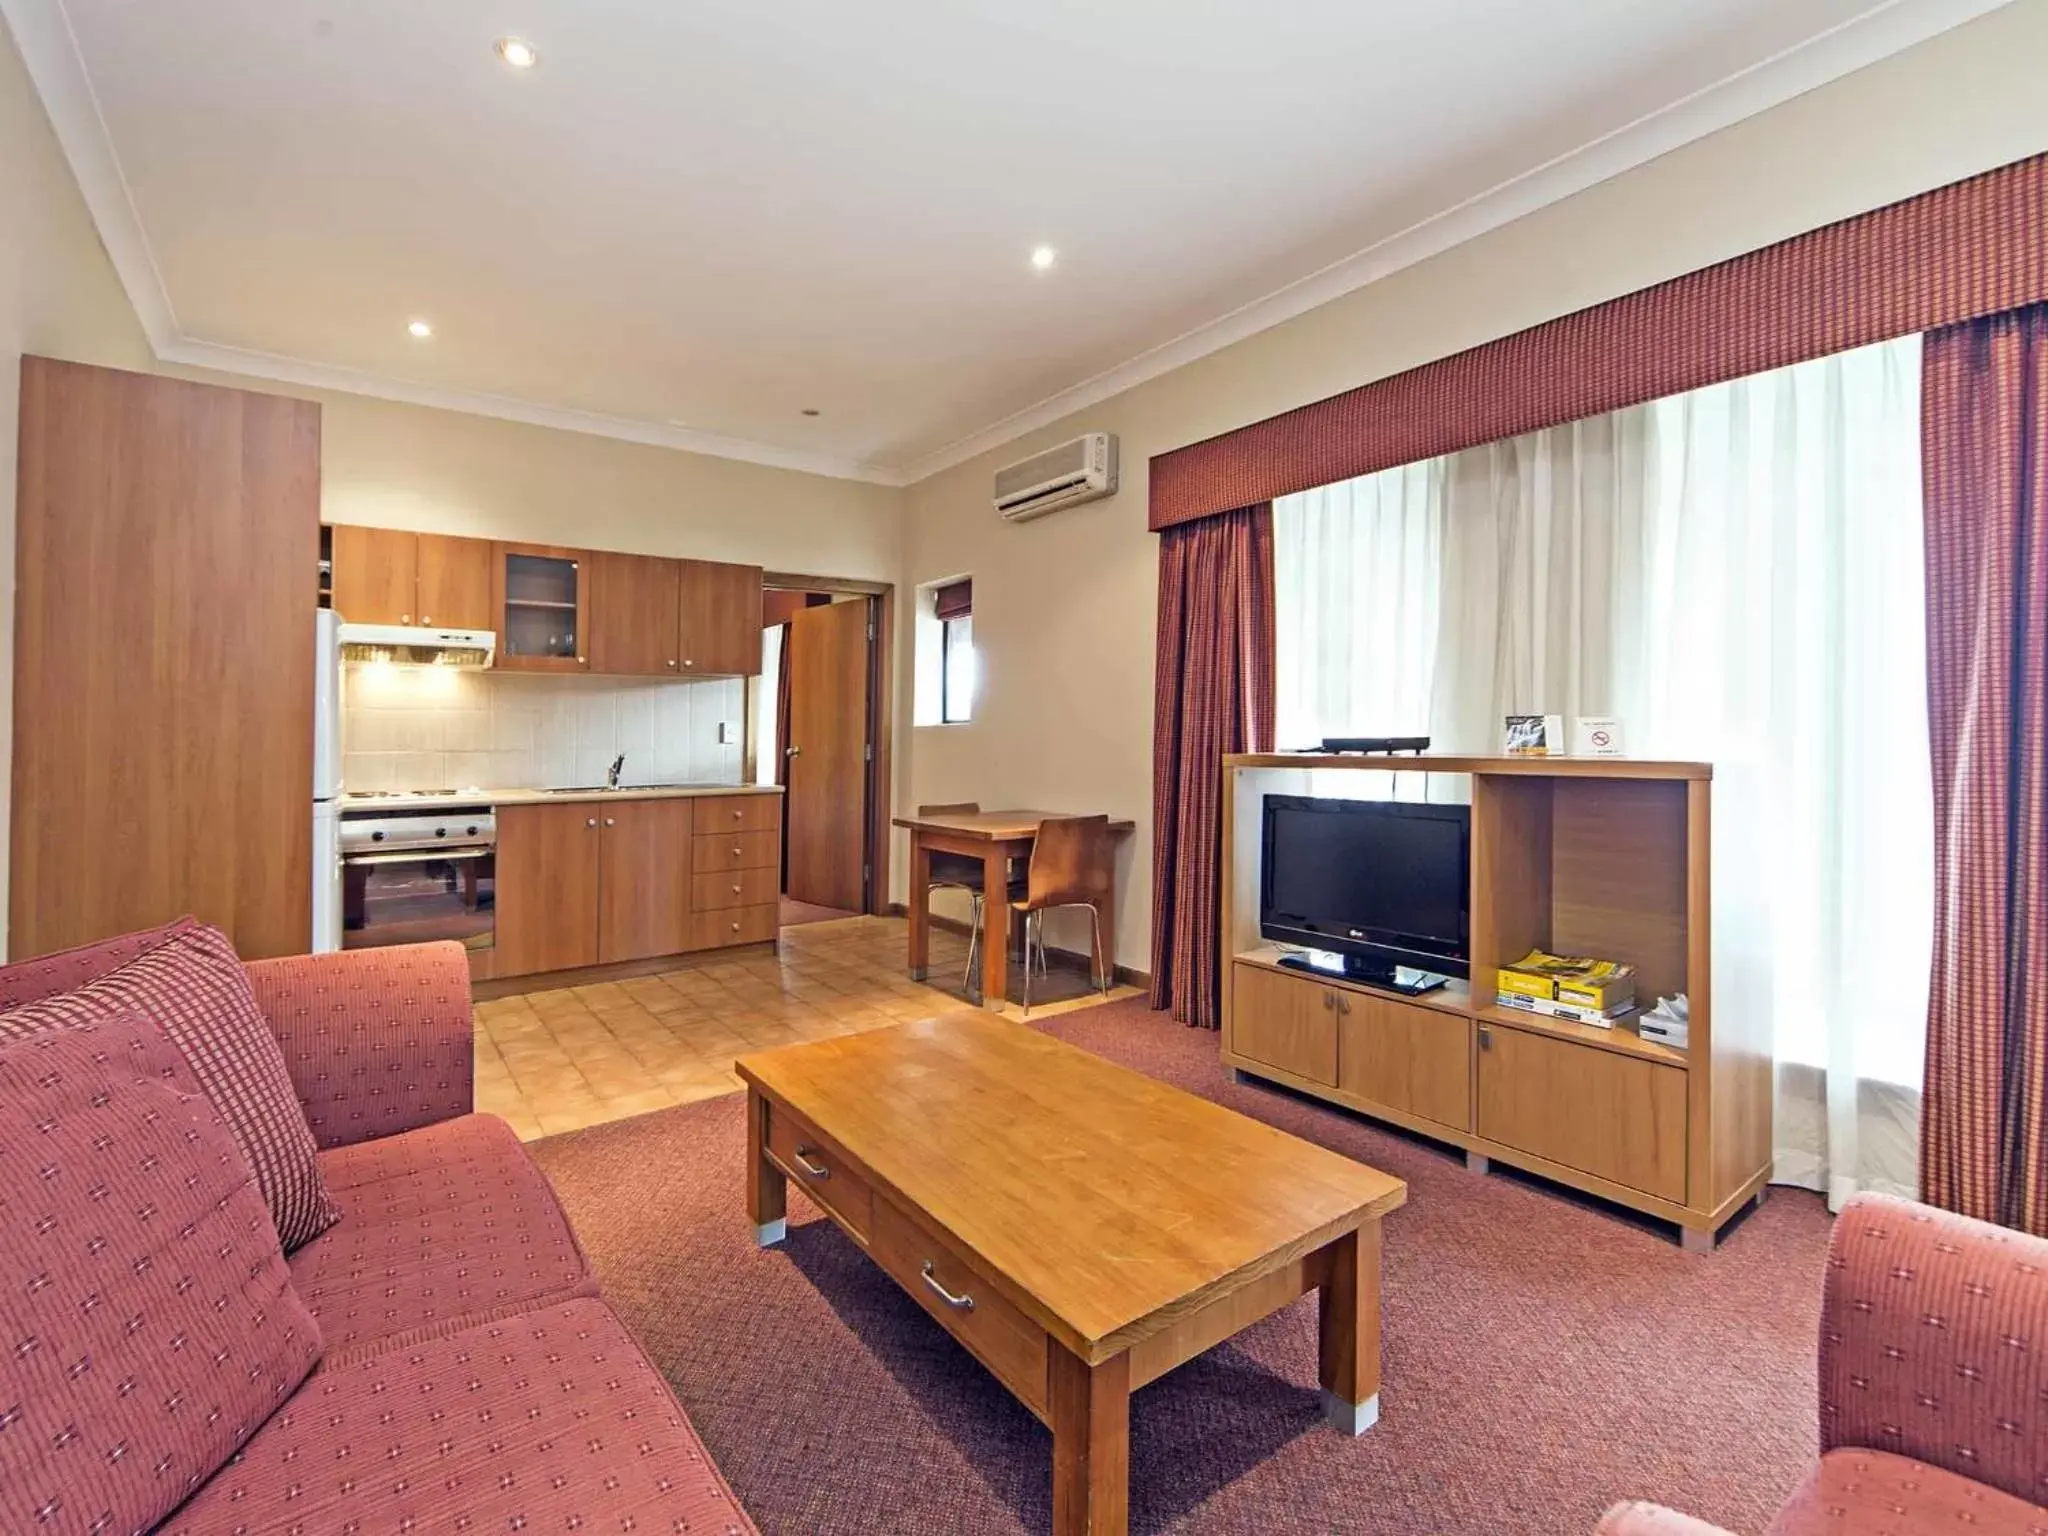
[784,745,801,758]
[920,1262,974,1312]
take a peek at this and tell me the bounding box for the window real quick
[941,611,975,723]
[1275,334,1930,1207]
[915,577,975,727]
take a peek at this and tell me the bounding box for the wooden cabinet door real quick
[415,533,494,630]
[493,803,601,976]
[597,798,695,962]
[330,525,418,626]
[590,552,682,676]
[1228,963,1337,1086]
[492,543,591,672]
[676,559,764,676]
[1336,992,1472,1130]
[1475,1022,1687,1201]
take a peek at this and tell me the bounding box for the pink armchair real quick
[1599,1193,2048,1535]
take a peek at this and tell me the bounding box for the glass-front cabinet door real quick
[492,543,591,671]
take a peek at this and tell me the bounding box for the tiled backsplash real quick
[342,666,745,793]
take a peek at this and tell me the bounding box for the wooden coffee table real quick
[737,1012,1406,1535]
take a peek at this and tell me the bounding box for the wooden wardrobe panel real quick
[13,358,318,960]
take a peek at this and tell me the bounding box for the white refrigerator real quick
[312,608,344,952]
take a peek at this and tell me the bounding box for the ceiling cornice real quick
[5,0,2008,490]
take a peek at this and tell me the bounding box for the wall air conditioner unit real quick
[993,432,1118,523]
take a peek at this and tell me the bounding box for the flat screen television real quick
[1259,795,1471,993]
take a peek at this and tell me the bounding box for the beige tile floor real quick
[475,914,1141,1140]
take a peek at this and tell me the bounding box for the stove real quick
[344,788,488,802]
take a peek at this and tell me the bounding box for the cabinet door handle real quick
[1320,990,1333,1012]
[683,658,695,668]
[920,1261,974,1312]
[421,614,432,624]
[400,613,412,624]
[586,817,598,828]
[792,1147,829,1180]
[1335,994,1351,1016]
[667,659,678,668]
[1478,1025,1493,1050]
[604,817,616,827]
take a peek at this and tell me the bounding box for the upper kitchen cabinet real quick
[415,534,494,629]
[492,542,591,671]
[589,551,682,676]
[330,527,493,630]
[330,524,416,625]
[677,559,764,676]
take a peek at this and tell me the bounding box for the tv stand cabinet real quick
[1219,755,1771,1250]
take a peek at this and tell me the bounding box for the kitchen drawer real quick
[694,794,781,834]
[765,1101,871,1242]
[688,902,778,950]
[691,829,779,873]
[869,1195,1048,1418]
[692,866,778,912]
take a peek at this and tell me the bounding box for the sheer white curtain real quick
[1273,334,1931,1206]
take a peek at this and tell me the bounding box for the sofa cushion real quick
[0,919,341,1253]
[158,1297,757,1536]
[0,1017,324,1536]
[0,918,189,1008]
[1766,1449,2048,1536]
[292,1113,597,1362]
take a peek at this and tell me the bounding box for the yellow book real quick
[1495,969,1557,1001]
[1502,948,1635,1011]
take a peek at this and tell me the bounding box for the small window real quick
[941,612,975,723]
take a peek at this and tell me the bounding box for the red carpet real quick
[530,997,1829,1535]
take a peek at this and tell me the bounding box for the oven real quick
[340,805,496,955]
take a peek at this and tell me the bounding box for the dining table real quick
[893,808,1136,1009]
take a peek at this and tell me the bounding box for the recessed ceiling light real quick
[407,319,434,339]
[495,36,539,69]
[1030,245,1058,272]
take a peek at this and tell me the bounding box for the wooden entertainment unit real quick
[1220,754,1771,1250]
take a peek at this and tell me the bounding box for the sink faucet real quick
[607,753,625,790]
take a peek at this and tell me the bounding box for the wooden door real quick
[677,559,764,676]
[590,552,682,676]
[14,359,318,959]
[1475,1022,1688,1201]
[1335,991,1472,1129]
[331,525,418,626]
[1228,963,1338,1085]
[783,599,869,911]
[492,543,591,672]
[493,803,602,976]
[597,798,695,962]
[415,533,494,630]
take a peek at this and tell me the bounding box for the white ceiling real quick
[7,0,2007,483]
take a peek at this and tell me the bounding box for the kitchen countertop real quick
[341,784,784,813]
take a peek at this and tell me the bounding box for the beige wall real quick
[898,0,2048,976]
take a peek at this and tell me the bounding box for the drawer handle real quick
[732,846,743,857]
[793,1147,829,1180]
[920,1261,974,1312]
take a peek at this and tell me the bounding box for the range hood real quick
[337,623,495,669]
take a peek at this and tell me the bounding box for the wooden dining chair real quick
[918,803,1024,987]
[1009,815,1114,1014]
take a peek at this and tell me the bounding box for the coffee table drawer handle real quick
[793,1147,830,1180]
[920,1261,975,1312]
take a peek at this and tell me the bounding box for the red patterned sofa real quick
[1599,1193,2048,1536]
[0,932,756,1535]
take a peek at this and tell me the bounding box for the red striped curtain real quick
[1149,506,1275,1028]
[1920,303,2048,1235]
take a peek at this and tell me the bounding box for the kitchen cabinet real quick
[597,798,695,963]
[677,559,764,676]
[330,527,493,631]
[415,534,494,629]
[494,803,603,975]
[492,542,591,671]
[330,525,418,626]
[494,793,783,980]
[589,551,682,676]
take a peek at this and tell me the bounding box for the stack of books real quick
[1495,949,1636,1028]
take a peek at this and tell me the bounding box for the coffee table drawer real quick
[766,1103,872,1241]
[869,1196,1048,1418]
